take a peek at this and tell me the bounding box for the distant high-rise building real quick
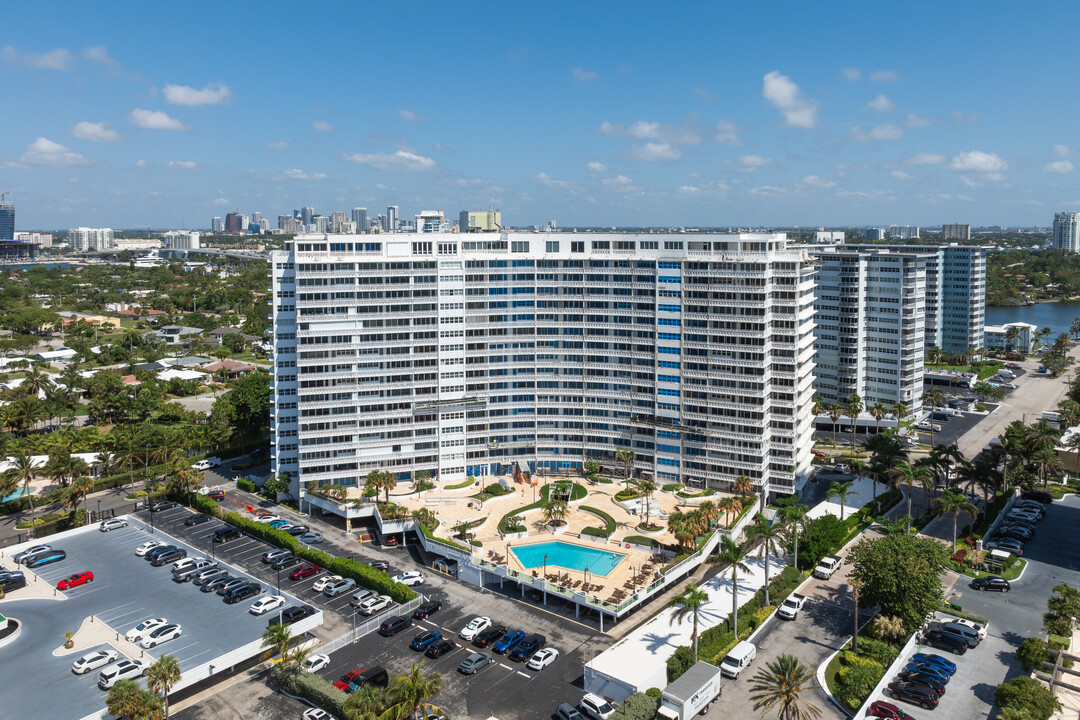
[212,216,224,233]
[163,231,201,250]
[1053,212,1080,252]
[864,227,886,240]
[331,212,348,233]
[387,205,398,232]
[942,223,971,240]
[313,215,330,232]
[377,213,387,231]
[224,212,244,234]
[416,210,449,233]
[0,202,14,241]
[351,207,368,230]
[15,232,52,248]
[69,227,115,252]
[459,210,502,232]
[813,230,845,244]
[252,212,263,226]
[889,225,920,239]
[301,207,315,226]
[278,215,292,230]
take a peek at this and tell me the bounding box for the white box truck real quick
[657,661,723,720]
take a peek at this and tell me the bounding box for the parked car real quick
[125,618,168,643]
[492,629,526,654]
[459,616,491,640]
[1021,490,1054,504]
[269,605,316,627]
[378,616,411,636]
[249,595,287,615]
[270,554,301,570]
[140,624,182,649]
[527,647,560,670]
[173,559,215,582]
[358,595,393,616]
[910,653,956,674]
[286,525,310,536]
[921,629,967,655]
[290,564,321,580]
[268,520,290,529]
[99,518,128,532]
[224,583,262,604]
[392,570,425,586]
[903,661,951,683]
[313,574,343,593]
[473,625,507,648]
[580,693,616,720]
[971,576,1010,592]
[14,544,51,564]
[323,577,356,597]
[0,570,27,592]
[914,421,941,432]
[368,560,390,571]
[57,571,94,590]
[984,539,1024,555]
[213,526,242,543]
[556,704,586,720]
[334,669,366,691]
[261,549,290,564]
[27,549,67,568]
[151,549,187,566]
[300,532,324,544]
[302,710,333,720]
[144,546,178,562]
[509,634,546,662]
[72,649,118,675]
[184,514,213,527]
[255,514,282,524]
[202,575,235,593]
[345,666,388,692]
[192,457,221,470]
[302,654,330,673]
[413,601,442,619]
[193,567,228,586]
[207,489,226,501]
[410,630,443,651]
[867,700,917,719]
[149,500,178,512]
[425,639,456,658]
[135,540,167,557]
[895,671,946,695]
[98,659,148,689]
[887,680,939,709]
[459,651,493,674]
[216,578,249,596]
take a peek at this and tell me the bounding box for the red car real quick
[333,669,364,691]
[811,450,826,458]
[57,571,94,590]
[290,564,320,581]
[385,536,398,546]
[207,490,225,501]
[868,700,916,719]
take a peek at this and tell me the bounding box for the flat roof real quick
[664,661,722,701]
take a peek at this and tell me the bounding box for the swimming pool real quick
[509,541,627,577]
[1,488,27,504]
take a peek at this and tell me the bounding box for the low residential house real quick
[208,327,261,345]
[159,355,212,369]
[55,311,120,329]
[145,325,203,346]
[984,322,1037,354]
[157,368,207,382]
[121,374,141,386]
[34,348,78,363]
[116,307,166,320]
[201,359,256,379]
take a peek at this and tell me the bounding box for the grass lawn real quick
[952,558,1027,581]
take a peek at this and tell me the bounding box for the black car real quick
[202,575,235,593]
[369,560,391,571]
[895,671,946,695]
[184,514,213,527]
[271,554,301,570]
[150,549,187,567]
[0,570,27,592]
[425,639,456,659]
[971,576,1010,592]
[378,616,411,636]
[145,545,179,562]
[509,634,546,662]
[286,525,309,536]
[1021,490,1054,504]
[887,681,939,709]
[224,582,262,604]
[473,625,506,648]
[217,578,249,596]
[922,629,967,655]
[413,601,442,620]
[150,500,178,512]
[995,527,1033,542]
[214,527,242,543]
[26,549,67,568]
[269,605,316,627]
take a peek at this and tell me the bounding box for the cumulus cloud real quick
[629,142,681,162]
[865,94,895,112]
[2,45,72,70]
[130,109,189,131]
[599,119,702,145]
[84,46,114,64]
[397,109,421,122]
[168,160,197,169]
[738,154,773,171]
[135,160,147,169]
[762,70,818,128]
[586,162,608,173]
[842,67,861,82]
[267,140,288,151]
[1044,160,1074,174]
[72,121,121,142]
[892,170,912,180]
[278,168,328,180]
[905,112,933,127]
[572,67,599,82]
[1054,144,1072,158]
[21,137,88,165]
[850,124,903,142]
[800,175,835,189]
[342,150,435,172]
[534,172,577,190]
[601,175,637,191]
[869,70,900,83]
[949,150,1007,173]
[906,153,946,165]
[713,120,741,146]
[163,83,231,106]
[693,87,715,101]
[312,120,334,133]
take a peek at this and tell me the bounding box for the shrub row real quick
[580,505,616,536]
[444,478,476,490]
[614,489,640,501]
[622,534,660,548]
[662,483,683,492]
[273,665,347,717]
[237,478,257,493]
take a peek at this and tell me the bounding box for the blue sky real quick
[2,2,1078,230]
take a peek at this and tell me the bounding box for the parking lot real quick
[0,517,313,720]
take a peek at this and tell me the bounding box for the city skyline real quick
[3,2,1079,229]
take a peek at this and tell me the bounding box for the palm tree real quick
[712,536,753,633]
[386,660,444,720]
[541,495,569,529]
[1067,432,1080,473]
[147,654,182,718]
[746,514,786,606]
[667,511,697,552]
[892,401,909,422]
[869,402,887,436]
[827,405,844,444]
[5,449,38,537]
[888,460,933,529]
[1033,447,1063,489]
[698,500,719,529]
[261,622,294,664]
[616,446,636,488]
[718,497,737,527]
[922,388,946,446]
[105,678,162,720]
[931,490,978,552]
[749,654,822,720]
[669,585,710,661]
[926,345,942,365]
[779,503,809,571]
[637,477,658,525]
[733,475,754,501]
[826,481,858,521]
[844,394,863,451]
[811,394,824,421]
[65,474,95,522]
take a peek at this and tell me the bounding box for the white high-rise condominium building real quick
[270,231,818,515]
[386,205,399,232]
[351,207,368,230]
[942,223,971,240]
[69,227,115,251]
[1053,212,1080,252]
[162,231,201,250]
[331,212,348,233]
[812,248,926,413]
[212,217,224,233]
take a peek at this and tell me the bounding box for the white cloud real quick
[869,70,900,83]
[842,67,861,82]
[1044,160,1074,174]
[762,70,818,128]
[835,188,897,200]
[905,112,933,127]
[312,120,334,133]
[891,170,912,180]
[84,46,113,64]
[629,143,681,162]
[130,109,189,131]
[679,185,699,194]
[534,172,577,190]
[163,83,231,106]
[168,160,197,169]
[738,154,773,171]
[713,120,741,146]
[601,175,637,191]
[1054,144,1072,158]
[342,150,435,172]
[211,197,230,206]
[135,160,147,169]
[2,45,72,70]
[906,153,946,166]
[748,186,787,197]
[865,94,895,112]
[572,67,599,82]
[949,150,1007,173]
[397,109,421,122]
[278,168,328,180]
[267,140,288,151]
[951,110,979,124]
[21,137,88,165]
[586,162,608,173]
[599,119,701,145]
[693,87,715,101]
[800,175,835,189]
[850,124,903,142]
[72,121,121,142]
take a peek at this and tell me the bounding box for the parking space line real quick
[516,671,530,678]
[499,663,512,670]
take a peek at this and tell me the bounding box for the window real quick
[571,241,585,253]
[511,241,530,253]
[546,241,560,252]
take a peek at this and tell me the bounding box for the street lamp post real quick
[276,566,281,594]
[96,499,101,524]
[543,554,548,580]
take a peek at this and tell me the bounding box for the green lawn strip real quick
[444,478,476,490]
[580,505,616,536]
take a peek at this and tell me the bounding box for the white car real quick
[99,518,128,532]
[135,540,167,557]
[250,595,287,615]
[300,532,324,544]
[72,649,118,674]
[255,514,282,524]
[323,577,356,597]
[140,623,182,649]
[459,616,492,641]
[527,647,559,670]
[125,618,168,643]
[313,574,343,593]
[950,617,988,639]
[193,457,222,470]
[915,421,942,432]
[302,654,331,673]
[357,595,393,616]
[98,659,148,689]
[392,571,425,587]
[302,709,334,720]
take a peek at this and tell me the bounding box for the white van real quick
[720,640,756,679]
[193,457,222,471]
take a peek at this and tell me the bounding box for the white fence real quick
[320,596,423,654]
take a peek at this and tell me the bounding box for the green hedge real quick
[237,478,257,493]
[191,495,417,603]
[581,505,616,536]
[499,499,543,534]
[445,478,476,490]
[614,489,641,501]
[662,483,683,492]
[623,534,660,548]
[273,665,347,716]
[581,527,608,538]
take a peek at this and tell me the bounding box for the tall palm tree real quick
[746,514,786,606]
[616,446,636,488]
[931,490,978,552]
[147,654,182,719]
[65,474,95,522]
[698,500,719,529]
[922,388,946,446]
[892,401,909,422]
[260,622,294,664]
[826,481,858,521]
[386,661,444,720]
[718,497,737,527]
[1033,447,1063,489]
[811,393,824,419]
[667,511,696,552]
[712,536,753,633]
[827,405,844,444]
[869,402,887,436]
[638,477,657,525]
[733,475,754,501]
[844,394,863,451]
[749,653,822,720]
[779,503,809,571]
[5,449,38,537]
[669,585,710,661]
[888,460,934,529]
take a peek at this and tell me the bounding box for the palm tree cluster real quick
[667,502,720,551]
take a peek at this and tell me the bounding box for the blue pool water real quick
[510,541,627,576]
[1,488,27,503]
